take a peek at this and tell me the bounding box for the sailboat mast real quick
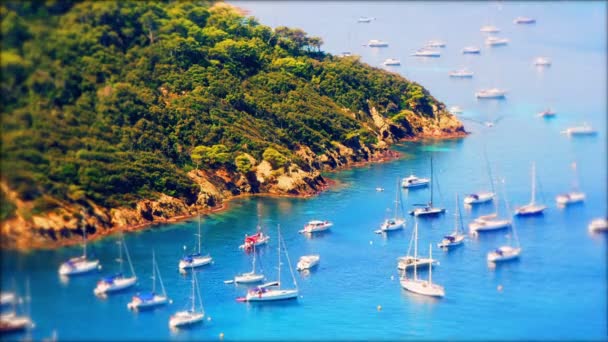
[197,212,201,254]
[152,250,156,293]
[194,271,204,314]
[413,221,418,281]
[531,162,536,204]
[428,244,433,285]
[454,193,459,232]
[484,147,495,194]
[118,233,124,275]
[394,178,399,218]
[252,244,257,273]
[430,158,434,206]
[277,224,281,290]
[81,210,87,258]
[190,271,195,312]
[457,194,464,233]
[155,254,167,296]
[572,162,579,191]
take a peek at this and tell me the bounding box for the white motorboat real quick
[233,244,265,284]
[464,191,494,205]
[449,69,474,78]
[58,213,100,276]
[514,16,536,24]
[367,39,388,47]
[515,162,546,216]
[240,225,299,302]
[476,88,506,99]
[438,194,465,249]
[562,124,597,136]
[556,162,585,206]
[534,57,551,66]
[179,213,213,270]
[400,225,445,298]
[296,255,320,271]
[462,46,481,54]
[383,58,401,66]
[588,218,608,233]
[485,36,509,46]
[480,25,500,33]
[411,48,441,57]
[409,158,445,217]
[537,109,556,118]
[357,17,375,23]
[299,220,332,234]
[401,174,430,188]
[449,106,463,114]
[238,229,270,250]
[127,251,169,311]
[169,271,205,329]
[94,232,137,296]
[426,40,446,48]
[487,246,522,262]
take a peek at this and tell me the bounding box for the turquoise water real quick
[2,2,607,340]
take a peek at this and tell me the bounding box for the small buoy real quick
[497,285,503,292]
[377,305,382,311]
[390,275,394,281]
[169,299,173,304]
[369,240,373,245]
[207,316,212,321]
[219,332,224,340]
[98,265,103,270]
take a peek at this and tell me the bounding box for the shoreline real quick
[4,132,466,252]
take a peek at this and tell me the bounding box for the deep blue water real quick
[2,2,607,341]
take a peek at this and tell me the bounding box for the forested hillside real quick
[0,1,465,248]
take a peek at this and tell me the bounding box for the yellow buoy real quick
[377,305,382,311]
[219,332,224,340]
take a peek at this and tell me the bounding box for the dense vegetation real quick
[1,1,444,219]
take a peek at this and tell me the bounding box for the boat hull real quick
[464,192,495,205]
[59,259,100,276]
[410,207,445,217]
[127,295,168,311]
[94,276,137,295]
[397,257,437,270]
[179,255,213,270]
[0,316,33,333]
[245,289,299,302]
[234,273,265,284]
[400,279,445,297]
[588,219,608,233]
[380,219,406,231]
[437,234,465,249]
[296,256,320,271]
[469,218,511,232]
[169,312,205,328]
[487,247,521,262]
[556,192,585,205]
[514,204,546,216]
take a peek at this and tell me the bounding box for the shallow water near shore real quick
[2,1,607,340]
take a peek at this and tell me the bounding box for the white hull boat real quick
[480,25,500,33]
[383,58,401,66]
[400,278,445,297]
[514,204,546,216]
[402,175,430,188]
[380,218,406,231]
[476,88,506,99]
[427,40,446,48]
[514,16,536,24]
[534,57,551,66]
[0,315,34,333]
[411,49,441,57]
[487,246,521,262]
[588,218,608,233]
[449,106,463,114]
[469,215,511,232]
[562,125,597,136]
[299,220,332,234]
[397,256,437,271]
[538,109,556,118]
[464,192,495,205]
[0,293,16,307]
[94,275,137,295]
[127,294,168,311]
[358,17,374,23]
[234,272,265,284]
[449,69,474,78]
[410,206,445,217]
[59,257,99,276]
[438,195,465,250]
[169,311,204,328]
[368,39,388,47]
[245,288,299,302]
[485,37,509,46]
[556,192,585,205]
[297,255,320,271]
[179,254,213,269]
[462,46,481,54]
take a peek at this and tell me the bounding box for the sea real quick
[1,1,606,341]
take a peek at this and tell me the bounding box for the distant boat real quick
[296,255,320,271]
[398,220,439,271]
[462,46,481,54]
[465,151,496,205]
[58,212,100,276]
[437,194,465,250]
[411,48,441,57]
[480,25,500,33]
[488,191,522,263]
[537,109,556,118]
[367,39,388,47]
[94,231,137,296]
[383,58,401,66]
[469,172,512,233]
[514,162,546,216]
[400,223,445,298]
[179,213,213,270]
[0,292,16,307]
[239,228,270,251]
[449,106,463,114]
[449,69,474,78]
[485,36,509,46]
[377,179,406,233]
[127,250,169,311]
[169,270,205,329]
[476,88,506,99]
[401,174,430,189]
[375,187,385,192]
[299,220,332,234]
[426,40,446,48]
[337,52,353,58]
[556,162,585,206]
[561,124,597,136]
[409,158,445,217]
[534,57,551,66]
[240,225,299,302]
[357,17,375,23]
[233,244,265,284]
[514,16,536,24]
[588,218,608,233]
[0,283,34,334]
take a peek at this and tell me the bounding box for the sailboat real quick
[239,225,299,302]
[232,244,265,284]
[409,157,445,217]
[0,281,34,334]
[465,152,496,205]
[514,162,546,216]
[94,231,137,296]
[488,182,522,263]
[377,179,406,233]
[179,213,213,270]
[128,250,169,311]
[169,271,205,328]
[556,162,586,206]
[397,220,439,270]
[437,194,465,249]
[58,211,100,276]
[400,224,445,298]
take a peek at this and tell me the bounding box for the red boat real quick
[239,231,270,251]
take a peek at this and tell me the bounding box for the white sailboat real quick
[438,194,465,249]
[397,220,438,270]
[58,212,100,276]
[94,232,137,296]
[169,271,205,329]
[400,226,445,298]
[465,151,496,205]
[240,225,298,302]
[377,180,406,233]
[556,162,585,206]
[562,124,597,136]
[0,281,34,334]
[409,158,445,217]
[488,183,522,263]
[515,162,546,216]
[179,213,213,270]
[128,250,169,311]
[233,244,265,284]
